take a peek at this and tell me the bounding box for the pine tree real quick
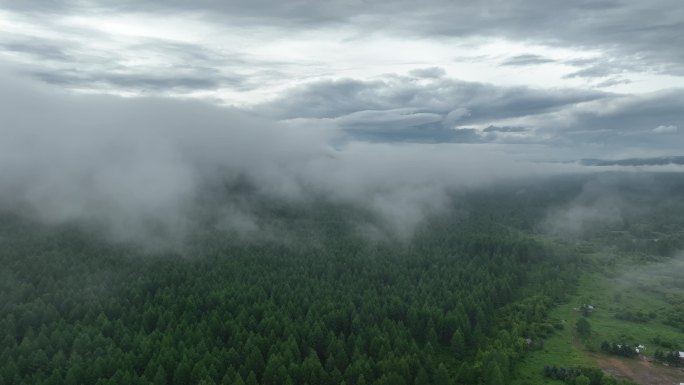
[575,318,591,337]
[486,363,504,385]
[233,373,246,385]
[153,365,166,385]
[414,367,429,385]
[246,371,258,385]
[173,358,191,385]
[433,363,450,385]
[450,330,465,358]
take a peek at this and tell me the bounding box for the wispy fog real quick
[0,72,595,248]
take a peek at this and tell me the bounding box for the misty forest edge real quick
[2,172,684,385]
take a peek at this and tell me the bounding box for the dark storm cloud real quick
[0,30,272,94]
[336,109,481,144]
[345,127,482,144]
[568,90,684,134]
[482,125,527,133]
[562,56,646,88]
[125,39,288,77]
[594,77,632,88]
[4,0,683,75]
[501,54,555,66]
[0,40,71,61]
[410,1,684,76]
[0,0,72,12]
[299,105,486,144]
[132,40,229,64]
[334,109,441,128]
[408,67,447,78]
[505,89,684,155]
[255,74,609,142]
[565,66,625,79]
[31,69,244,92]
[254,71,684,151]
[257,75,607,122]
[562,56,649,80]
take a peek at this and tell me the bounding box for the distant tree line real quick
[543,365,638,385]
[653,350,682,366]
[599,342,638,358]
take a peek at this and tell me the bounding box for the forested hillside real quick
[1,173,683,385]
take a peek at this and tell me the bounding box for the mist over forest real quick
[5,73,684,251]
[3,1,684,385]
[0,72,590,248]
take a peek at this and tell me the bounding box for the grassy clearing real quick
[512,255,684,385]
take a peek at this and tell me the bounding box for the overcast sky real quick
[2,1,684,243]
[2,0,684,157]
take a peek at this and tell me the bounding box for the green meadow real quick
[513,252,684,385]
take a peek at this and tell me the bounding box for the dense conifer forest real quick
[3,0,684,383]
[2,173,683,385]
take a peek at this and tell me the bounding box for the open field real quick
[595,355,684,385]
[513,254,684,385]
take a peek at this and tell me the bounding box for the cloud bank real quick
[0,70,593,247]
[2,0,684,247]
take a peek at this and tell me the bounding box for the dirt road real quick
[596,355,684,385]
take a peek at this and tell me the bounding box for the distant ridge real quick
[580,156,684,166]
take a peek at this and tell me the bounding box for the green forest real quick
[2,173,683,385]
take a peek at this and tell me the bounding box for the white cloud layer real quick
[2,1,684,104]
[2,1,684,245]
[653,124,678,134]
[0,71,593,246]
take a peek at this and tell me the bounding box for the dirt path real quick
[595,355,684,385]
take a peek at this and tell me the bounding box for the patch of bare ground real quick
[594,355,684,385]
